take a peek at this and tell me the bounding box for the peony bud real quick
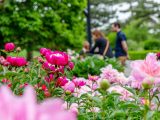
[4,42,15,52]
[44,90,51,97]
[142,78,154,89]
[24,68,30,73]
[65,90,72,95]
[16,47,21,52]
[99,79,110,91]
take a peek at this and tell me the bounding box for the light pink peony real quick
[45,51,69,66]
[108,85,133,101]
[6,56,27,67]
[73,85,91,97]
[63,82,75,93]
[0,86,76,120]
[130,53,160,89]
[72,78,86,87]
[100,65,128,85]
[4,42,15,52]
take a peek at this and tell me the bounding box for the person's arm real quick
[103,40,109,56]
[90,41,98,54]
[121,41,128,54]
[120,34,129,59]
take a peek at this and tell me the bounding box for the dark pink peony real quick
[56,77,68,87]
[45,51,69,66]
[4,42,15,52]
[68,62,74,70]
[40,48,51,56]
[6,56,27,67]
[72,78,86,87]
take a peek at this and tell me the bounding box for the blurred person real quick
[90,30,113,58]
[112,22,129,65]
[80,41,90,55]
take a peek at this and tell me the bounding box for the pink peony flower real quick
[73,85,91,97]
[63,82,75,93]
[68,62,74,70]
[45,51,69,66]
[0,86,76,120]
[6,56,27,67]
[100,65,128,85]
[72,78,86,87]
[4,42,15,52]
[130,53,160,89]
[108,85,133,101]
[40,48,51,56]
[56,77,68,87]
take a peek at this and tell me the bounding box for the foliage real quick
[144,40,160,50]
[129,50,159,60]
[107,32,116,49]
[0,0,86,51]
[67,56,124,78]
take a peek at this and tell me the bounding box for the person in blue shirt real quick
[112,22,129,65]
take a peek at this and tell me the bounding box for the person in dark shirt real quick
[90,30,113,58]
[112,22,129,65]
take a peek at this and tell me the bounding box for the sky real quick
[97,0,160,30]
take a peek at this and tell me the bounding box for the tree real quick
[0,0,86,59]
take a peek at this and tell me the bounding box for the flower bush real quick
[0,43,160,119]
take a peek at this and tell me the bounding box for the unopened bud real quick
[16,47,21,52]
[142,78,154,89]
[100,79,110,91]
[65,90,71,95]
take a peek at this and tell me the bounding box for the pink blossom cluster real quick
[0,43,27,67]
[157,52,160,60]
[100,65,128,85]
[6,56,27,67]
[40,48,72,67]
[129,53,160,89]
[39,48,74,87]
[0,86,76,120]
